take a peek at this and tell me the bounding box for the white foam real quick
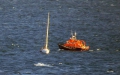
[58,49,61,51]
[107,70,114,73]
[34,63,52,67]
[89,50,94,51]
[116,50,119,51]
[97,48,100,51]
[59,63,62,65]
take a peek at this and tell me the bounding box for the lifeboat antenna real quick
[74,31,77,36]
[41,12,50,54]
[74,31,77,39]
[71,30,75,39]
[71,30,73,37]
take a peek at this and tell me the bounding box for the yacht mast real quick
[45,12,50,49]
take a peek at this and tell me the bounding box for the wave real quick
[34,62,53,67]
[0,70,3,73]
[0,70,6,74]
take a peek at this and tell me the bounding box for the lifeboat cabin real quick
[58,32,89,51]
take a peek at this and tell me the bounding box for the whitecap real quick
[97,48,100,51]
[59,63,62,65]
[58,49,61,51]
[34,63,53,67]
[116,50,119,51]
[89,50,94,51]
[110,4,115,6]
[107,70,114,73]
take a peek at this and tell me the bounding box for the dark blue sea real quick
[0,0,120,75]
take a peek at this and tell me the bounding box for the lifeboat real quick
[58,32,89,51]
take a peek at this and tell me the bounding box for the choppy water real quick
[0,0,120,75]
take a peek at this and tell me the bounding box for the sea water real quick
[0,0,120,75]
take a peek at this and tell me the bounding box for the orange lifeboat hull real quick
[58,43,89,51]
